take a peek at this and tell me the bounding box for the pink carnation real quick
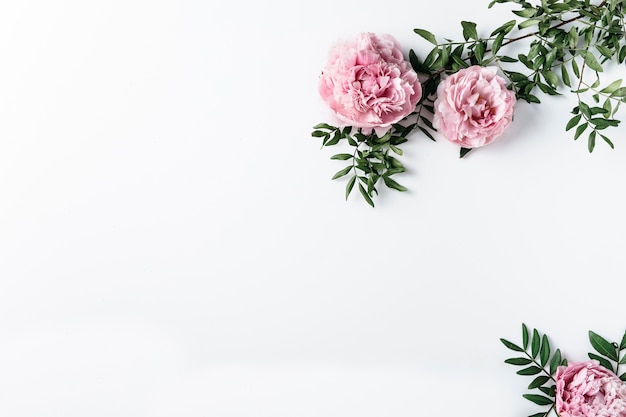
[556,360,626,417]
[318,33,422,131]
[433,65,516,148]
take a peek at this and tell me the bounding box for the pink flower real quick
[556,360,626,417]
[433,65,516,148]
[318,33,422,132]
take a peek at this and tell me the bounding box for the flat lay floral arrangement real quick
[312,0,626,206]
[502,324,626,417]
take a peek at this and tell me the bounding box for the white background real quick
[1,0,625,416]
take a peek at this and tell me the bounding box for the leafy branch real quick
[311,123,412,207]
[501,323,565,417]
[412,0,626,155]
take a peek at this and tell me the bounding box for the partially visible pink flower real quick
[318,33,422,132]
[556,360,626,417]
[433,65,516,148]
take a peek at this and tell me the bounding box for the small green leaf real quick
[540,334,551,367]
[589,330,618,361]
[332,165,352,180]
[490,19,517,36]
[313,123,336,130]
[461,21,479,41]
[561,65,571,87]
[620,330,626,350]
[523,394,554,406]
[528,376,550,389]
[345,175,356,200]
[414,28,438,45]
[588,352,614,372]
[517,366,542,375]
[600,79,622,94]
[519,18,541,29]
[505,357,533,366]
[513,8,537,18]
[492,32,505,55]
[460,147,473,158]
[330,153,353,161]
[574,122,588,140]
[588,130,596,152]
[358,183,374,207]
[612,87,626,98]
[501,338,525,352]
[549,349,562,375]
[532,329,540,358]
[583,52,603,72]
[566,114,582,131]
[383,176,407,192]
[523,323,530,350]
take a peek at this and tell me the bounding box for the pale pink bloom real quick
[556,360,626,417]
[318,33,421,132]
[433,65,516,148]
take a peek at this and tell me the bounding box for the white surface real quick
[1,0,625,416]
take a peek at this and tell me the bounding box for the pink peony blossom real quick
[433,65,516,148]
[318,33,422,132]
[556,360,626,417]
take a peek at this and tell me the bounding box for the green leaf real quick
[460,147,473,158]
[583,52,603,72]
[523,394,554,406]
[414,28,438,45]
[461,21,479,41]
[574,122,588,140]
[383,176,407,192]
[522,323,530,349]
[561,65,571,87]
[492,32,505,55]
[612,87,626,98]
[566,114,582,131]
[588,352,614,372]
[588,130,596,152]
[549,349,562,375]
[332,165,352,180]
[620,330,626,350]
[501,338,525,352]
[505,357,533,366]
[517,366,542,375]
[358,183,374,207]
[601,134,614,149]
[543,70,558,88]
[519,18,541,29]
[540,334,550,367]
[589,330,619,361]
[620,372,626,382]
[330,153,353,161]
[313,123,336,130]
[345,175,356,200]
[532,329,540,359]
[528,376,550,389]
[600,79,622,94]
[513,8,537,18]
[490,19,517,36]
[311,130,328,138]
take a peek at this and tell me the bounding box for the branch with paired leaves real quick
[501,323,626,417]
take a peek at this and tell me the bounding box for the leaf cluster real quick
[501,323,566,417]
[311,123,413,207]
[412,0,626,153]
